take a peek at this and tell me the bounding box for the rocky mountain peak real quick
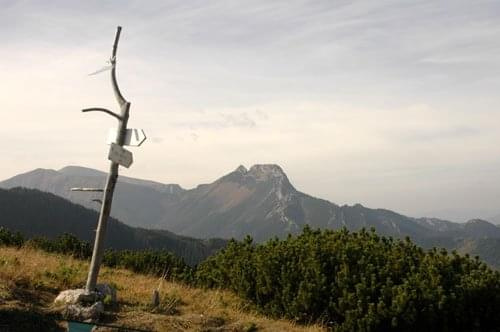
[247,164,286,181]
[235,165,248,173]
[220,164,295,201]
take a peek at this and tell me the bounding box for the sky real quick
[1,0,500,222]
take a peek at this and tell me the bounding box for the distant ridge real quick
[59,165,106,177]
[2,164,500,267]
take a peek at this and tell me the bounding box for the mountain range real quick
[1,164,500,267]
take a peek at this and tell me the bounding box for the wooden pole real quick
[85,26,131,293]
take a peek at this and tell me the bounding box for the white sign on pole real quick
[107,128,117,145]
[107,128,147,147]
[108,143,133,168]
[125,128,147,146]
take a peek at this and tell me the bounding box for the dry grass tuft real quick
[0,247,324,331]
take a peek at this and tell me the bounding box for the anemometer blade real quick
[88,64,113,76]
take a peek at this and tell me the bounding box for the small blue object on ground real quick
[68,321,95,332]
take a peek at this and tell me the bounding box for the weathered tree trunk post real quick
[84,26,131,293]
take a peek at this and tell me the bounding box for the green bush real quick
[103,249,191,281]
[26,233,92,259]
[0,227,24,247]
[0,227,192,281]
[196,226,500,331]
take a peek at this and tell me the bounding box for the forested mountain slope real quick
[0,187,225,265]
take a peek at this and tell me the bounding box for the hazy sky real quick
[2,0,500,221]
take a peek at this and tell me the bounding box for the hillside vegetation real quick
[0,245,322,331]
[1,227,500,331]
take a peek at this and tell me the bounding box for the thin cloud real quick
[396,126,481,143]
[1,1,500,221]
[220,112,257,128]
[172,111,259,129]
